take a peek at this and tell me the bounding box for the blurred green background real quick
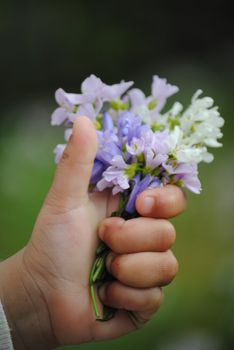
[0,1,234,349]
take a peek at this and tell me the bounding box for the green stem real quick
[92,256,106,282]
[89,192,139,321]
[90,284,100,319]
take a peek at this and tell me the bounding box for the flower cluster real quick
[52,74,224,215]
[51,74,224,321]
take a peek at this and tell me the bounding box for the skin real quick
[0,117,187,350]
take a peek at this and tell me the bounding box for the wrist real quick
[0,249,58,350]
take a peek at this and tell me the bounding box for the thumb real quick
[46,116,97,211]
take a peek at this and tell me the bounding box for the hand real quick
[0,117,186,350]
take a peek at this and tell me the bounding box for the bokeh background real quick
[0,1,234,349]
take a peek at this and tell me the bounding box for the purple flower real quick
[128,88,146,108]
[75,103,97,121]
[143,130,170,169]
[96,130,121,165]
[180,172,201,193]
[92,125,120,184]
[127,76,179,122]
[81,74,133,102]
[117,111,148,144]
[126,137,145,156]
[117,111,140,137]
[145,151,168,169]
[51,88,95,125]
[167,163,201,194]
[103,112,114,131]
[125,174,157,213]
[55,88,89,106]
[81,75,104,98]
[51,74,222,202]
[90,159,106,184]
[51,107,68,126]
[101,80,134,101]
[96,155,130,195]
[151,75,179,112]
[148,178,162,189]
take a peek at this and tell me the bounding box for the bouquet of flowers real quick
[51,74,224,320]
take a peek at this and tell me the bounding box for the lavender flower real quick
[125,174,155,213]
[128,75,179,123]
[151,75,179,112]
[51,88,93,126]
[96,130,120,165]
[51,75,133,126]
[97,155,131,195]
[90,160,106,184]
[126,137,145,156]
[172,163,201,194]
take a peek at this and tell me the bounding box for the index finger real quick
[136,185,187,218]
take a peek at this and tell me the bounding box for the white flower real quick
[168,102,183,117]
[176,147,206,163]
[151,75,179,111]
[167,126,184,150]
[180,90,224,148]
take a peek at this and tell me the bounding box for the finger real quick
[98,282,163,329]
[98,281,163,313]
[106,250,178,288]
[136,184,187,218]
[45,116,97,211]
[92,287,163,340]
[98,217,176,253]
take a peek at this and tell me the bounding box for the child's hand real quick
[0,117,186,350]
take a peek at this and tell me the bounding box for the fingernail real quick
[142,196,154,214]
